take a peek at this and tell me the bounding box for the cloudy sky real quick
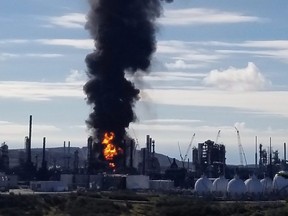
[1,0,288,165]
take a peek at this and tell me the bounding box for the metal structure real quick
[183,133,195,163]
[215,130,221,144]
[235,127,247,166]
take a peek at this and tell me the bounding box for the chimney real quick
[255,136,258,167]
[63,141,66,154]
[68,141,71,169]
[27,115,32,164]
[149,137,152,154]
[41,137,46,169]
[284,142,287,161]
[269,137,272,165]
[146,135,150,153]
[87,136,93,172]
[152,140,155,157]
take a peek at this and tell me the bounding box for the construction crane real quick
[177,142,184,166]
[235,127,247,166]
[215,130,221,144]
[177,142,183,161]
[183,133,196,163]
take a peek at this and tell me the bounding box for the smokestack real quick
[87,136,93,172]
[149,137,152,154]
[269,137,272,165]
[152,140,155,157]
[146,135,150,153]
[67,141,71,169]
[63,141,66,154]
[255,136,258,167]
[27,115,32,164]
[42,137,46,169]
[284,142,287,161]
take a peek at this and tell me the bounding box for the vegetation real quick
[0,192,288,215]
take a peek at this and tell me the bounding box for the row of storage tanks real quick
[195,171,288,198]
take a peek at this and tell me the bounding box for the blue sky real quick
[1,0,288,165]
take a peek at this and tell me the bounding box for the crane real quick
[235,127,247,166]
[215,130,221,144]
[183,133,196,163]
[177,142,184,165]
[177,142,184,161]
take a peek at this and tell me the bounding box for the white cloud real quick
[46,13,86,28]
[185,40,288,63]
[0,81,84,101]
[37,39,93,50]
[203,62,270,91]
[157,40,224,63]
[165,60,203,70]
[65,69,87,83]
[0,53,18,61]
[142,88,288,118]
[136,71,205,82]
[143,119,202,124]
[0,39,29,45]
[159,8,262,26]
[0,52,63,61]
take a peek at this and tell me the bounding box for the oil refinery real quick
[0,115,288,201]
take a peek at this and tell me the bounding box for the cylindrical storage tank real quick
[260,177,273,193]
[194,175,212,195]
[212,175,228,196]
[227,175,246,199]
[273,171,288,192]
[245,174,262,196]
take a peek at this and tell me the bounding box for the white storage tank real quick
[260,176,273,193]
[245,174,262,194]
[227,175,246,198]
[194,175,212,195]
[212,175,228,196]
[273,171,288,192]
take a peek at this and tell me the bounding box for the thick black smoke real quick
[84,0,169,144]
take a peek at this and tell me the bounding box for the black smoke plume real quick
[84,0,169,145]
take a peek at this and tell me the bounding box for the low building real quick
[30,181,68,192]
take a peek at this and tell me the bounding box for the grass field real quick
[0,191,288,216]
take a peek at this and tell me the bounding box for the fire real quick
[102,132,122,168]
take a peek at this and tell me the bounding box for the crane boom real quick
[183,133,195,162]
[177,142,184,162]
[235,127,247,166]
[215,130,221,144]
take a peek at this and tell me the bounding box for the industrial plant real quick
[0,115,288,201]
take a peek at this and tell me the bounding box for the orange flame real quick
[102,132,122,168]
